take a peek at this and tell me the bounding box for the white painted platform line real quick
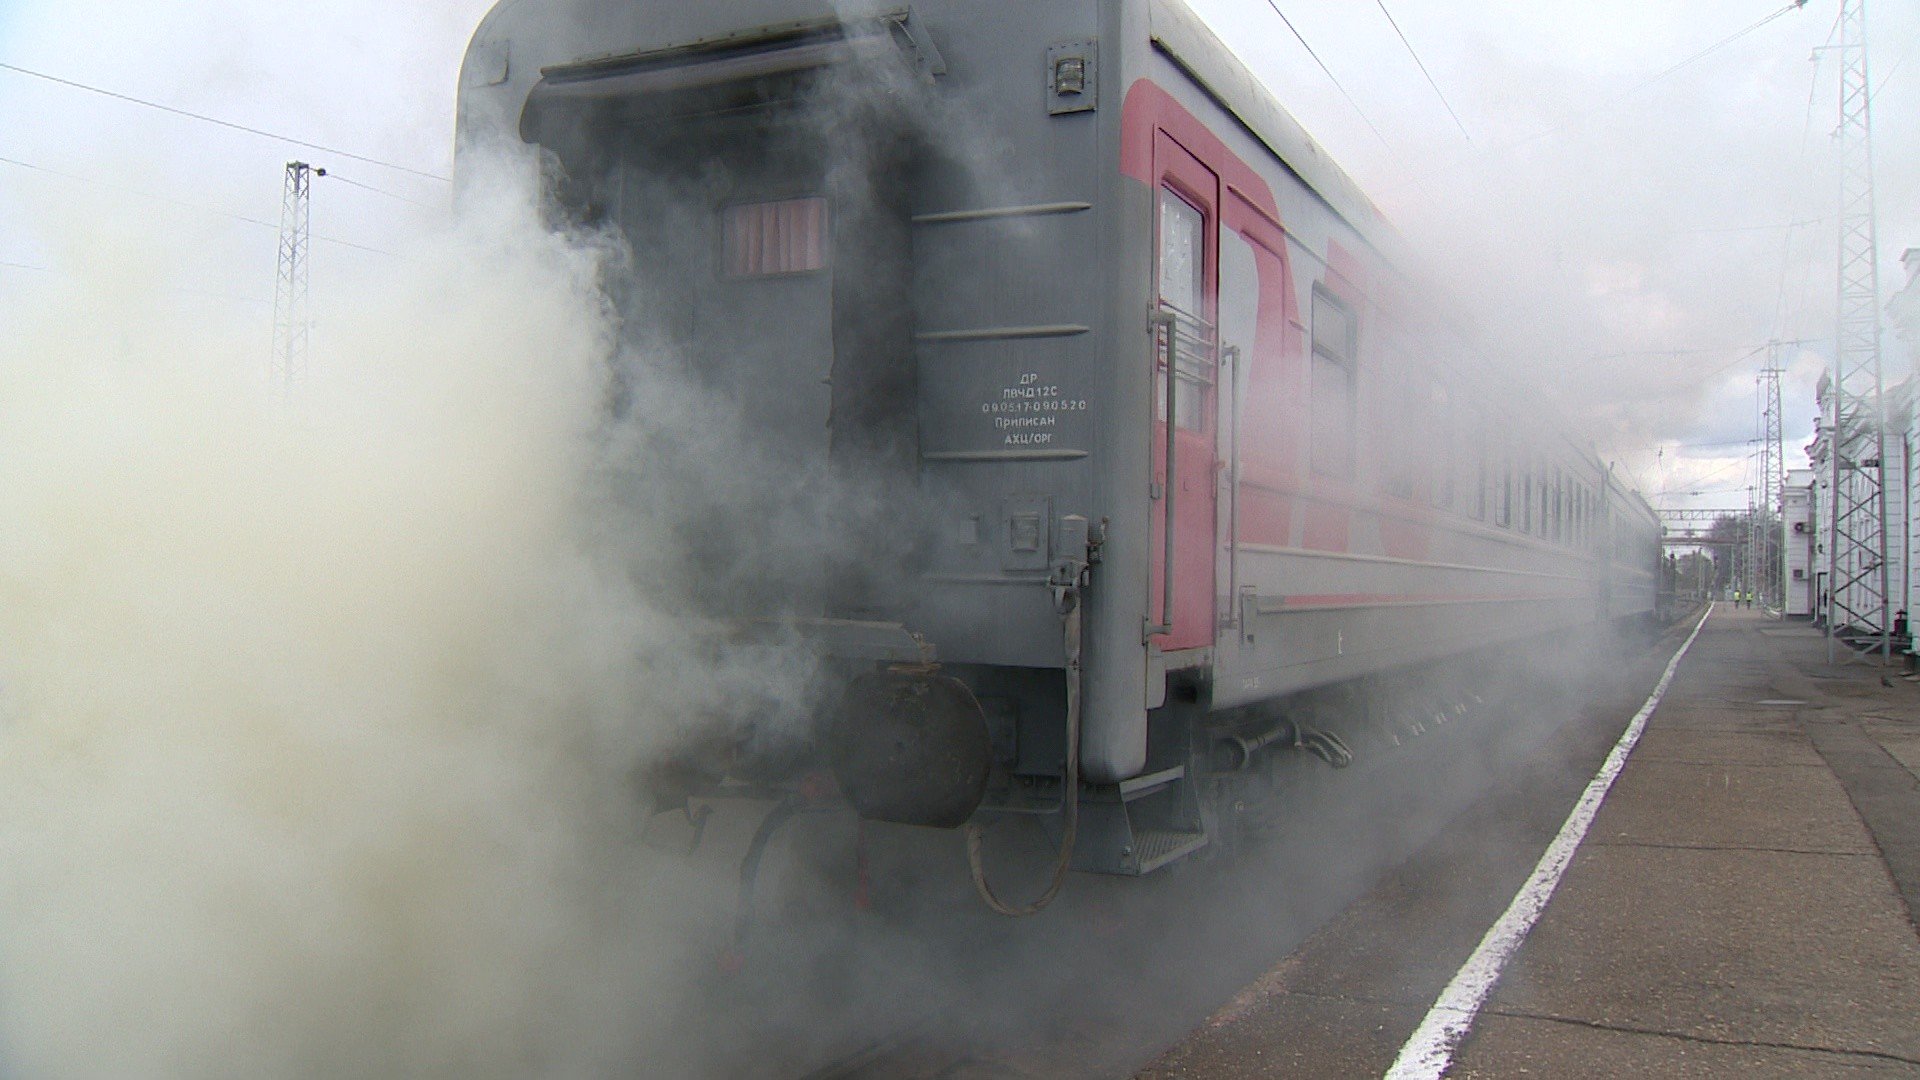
[1383,604,1715,1080]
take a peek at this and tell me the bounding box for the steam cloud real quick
[0,24,1705,1079]
[0,154,727,1078]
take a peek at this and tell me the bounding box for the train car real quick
[455,0,1663,905]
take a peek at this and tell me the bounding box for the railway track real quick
[795,1021,1064,1080]
[794,1029,960,1080]
[724,631,1682,1080]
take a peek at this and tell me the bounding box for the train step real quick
[1068,765,1211,876]
[1123,828,1210,874]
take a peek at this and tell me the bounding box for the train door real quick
[605,114,836,619]
[1149,133,1220,652]
[598,93,918,621]
[1216,216,1271,659]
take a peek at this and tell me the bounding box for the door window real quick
[1159,189,1204,317]
[1157,187,1214,432]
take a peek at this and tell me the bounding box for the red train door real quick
[1148,133,1220,652]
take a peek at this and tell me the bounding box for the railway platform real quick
[1139,606,1920,1078]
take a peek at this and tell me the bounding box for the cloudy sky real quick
[1,0,1915,511]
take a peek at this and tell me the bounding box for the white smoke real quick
[0,154,722,1079]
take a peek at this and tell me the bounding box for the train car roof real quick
[466,0,1398,257]
[1147,1,1654,494]
[1149,0,1399,258]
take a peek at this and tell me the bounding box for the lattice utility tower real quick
[1824,0,1889,661]
[1759,361,1785,607]
[270,161,324,398]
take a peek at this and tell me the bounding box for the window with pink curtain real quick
[721,197,829,277]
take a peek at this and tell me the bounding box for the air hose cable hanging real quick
[966,529,1090,917]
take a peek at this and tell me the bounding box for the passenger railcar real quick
[456,0,1663,903]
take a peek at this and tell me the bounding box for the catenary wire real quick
[1385,0,1813,194]
[1572,340,1794,377]
[1871,43,1911,97]
[1640,437,1762,451]
[1517,0,1810,155]
[1702,344,1775,381]
[1770,46,1827,345]
[321,171,446,211]
[1256,0,1398,154]
[1628,0,1809,98]
[0,151,396,256]
[0,59,450,183]
[0,256,273,305]
[1682,216,1830,235]
[1373,0,1472,141]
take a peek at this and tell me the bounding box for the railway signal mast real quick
[269,161,324,399]
[1824,0,1889,662]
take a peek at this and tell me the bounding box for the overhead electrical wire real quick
[1626,0,1810,99]
[1584,342,1776,362]
[1683,216,1830,235]
[1,149,273,226]
[1820,2,1846,52]
[1256,0,1398,154]
[0,151,396,256]
[1871,46,1911,97]
[322,171,446,211]
[0,255,272,306]
[1501,0,1811,159]
[1387,0,1814,194]
[1573,340,1795,378]
[1771,38,1832,349]
[1372,0,1472,141]
[1658,455,1754,502]
[1641,437,1762,451]
[1618,457,1650,494]
[0,59,450,183]
[1703,344,1775,380]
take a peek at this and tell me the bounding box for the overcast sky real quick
[1,0,1915,511]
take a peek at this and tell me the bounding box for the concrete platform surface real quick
[1140,608,1920,1078]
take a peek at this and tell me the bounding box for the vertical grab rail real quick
[1222,344,1243,632]
[1146,310,1178,640]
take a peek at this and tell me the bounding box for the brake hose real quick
[965,592,1082,917]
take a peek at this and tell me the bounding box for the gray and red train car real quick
[455,0,1661,897]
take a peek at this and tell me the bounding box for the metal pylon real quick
[1745,485,1759,604]
[1824,0,1889,662]
[1760,362,1785,607]
[270,161,322,398]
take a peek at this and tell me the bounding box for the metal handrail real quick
[1146,310,1178,640]
[1222,344,1243,633]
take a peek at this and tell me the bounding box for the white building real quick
[1890,248,1920,344]
[1787,247,1918,632]
[1895,248,1920,637]
[1783,467,1817,617]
